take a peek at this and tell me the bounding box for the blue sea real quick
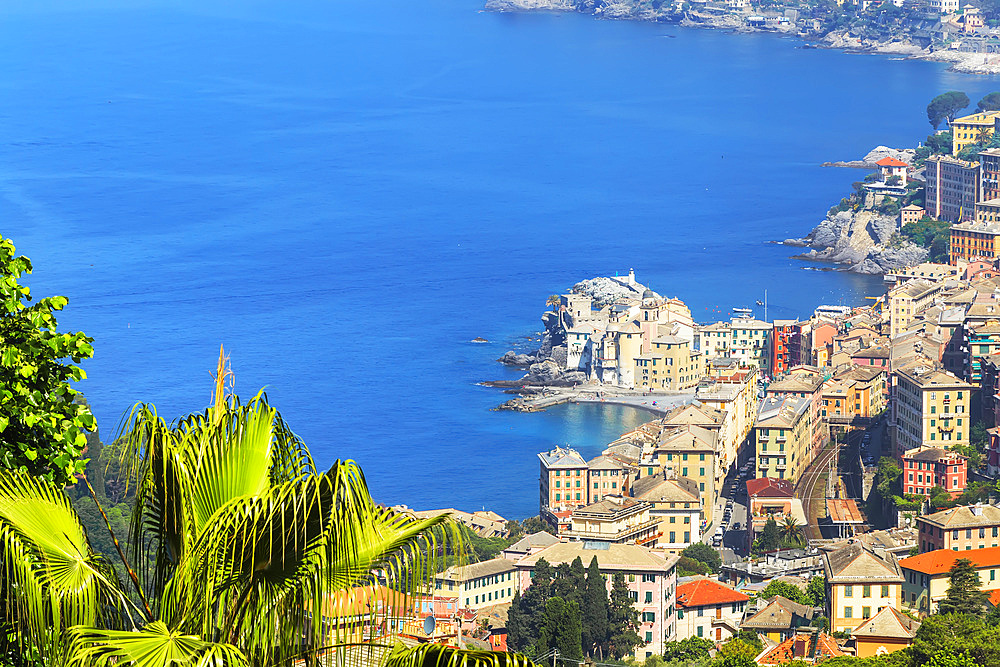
[3,0,999,518]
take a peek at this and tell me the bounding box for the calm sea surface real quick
[3,0,1000,518]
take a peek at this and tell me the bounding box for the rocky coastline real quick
[484,0,1000,74]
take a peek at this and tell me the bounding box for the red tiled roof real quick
[875,157,908,167]
[676,578,749,608]
[827,499,864,524]
[747,477,793,498]
[756,631,844,664]
[898,545,1000,575]
[989,589,1000,608]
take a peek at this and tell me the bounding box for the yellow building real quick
[951,111,1000,155]
[889,279,941,339]
[754,395,812,483]
[898,546,1000,615]
[892,364,973,459]
[634,335,703,391]
[823,543,904,633]
[650,424,718,517]
[851,607,920,658]
[434,557,519,610]
[821,366,888,424]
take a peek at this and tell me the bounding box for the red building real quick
[901,448,967,497]
[771,320,796,376]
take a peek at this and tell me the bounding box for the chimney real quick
[793,636,809,659]
[973,503,984,516]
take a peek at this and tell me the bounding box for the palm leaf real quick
[384,642,538,667]
[0,470,126,658]
[65,620,249,667]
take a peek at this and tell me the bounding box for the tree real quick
[909,613,1000,667]
[506,519,525,539]
[0,236,95,487]
[551,558,586,607]
[0,370,529,667]
[757,580,808,606]
[939,557,990,615]
[507,589,528,652]
[607,572,642,659]
[682,542,722,573]
[875,456,902,498]
[761,517,781,552]
[513,557,553,653]
[540,597,582,661]
[678,555,710,576]
[779,516,803,545]
[580,557,609,657]
[521,516,555,535]
[928,91,970,129]
[715,638,758,667]
[805,576,827,608]
[661,636,713,662]
[979,92,1000,112]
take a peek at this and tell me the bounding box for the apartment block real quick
[925,154,979,223]
[900,447,967,497]
[823,543,904,634]
[892,364,973,458]
[755,395,813,483]
[916,503,1000,552]
[899,546,1000,614]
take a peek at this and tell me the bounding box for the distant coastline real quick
[484,0,1000,75]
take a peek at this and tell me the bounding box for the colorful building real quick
[900,447,967,497]
[851,607,920,658]
[951,220,1000,263]
[892,364,973,458]
[823,542,904,633]
[674,578,749,642]
[951,111,1000,155]
[563,495,659,545]
[755,395,813,483]
[979,148,1000,201]
[925,154,978,223]
[770,319,798,376]
[915,503,1000,552]
[434,558,519,610]
[538,446,590,518]
[515,541,679,658]
[630,470,701,553]
[900,204,924,227]
[875,156,908,185]
[899,546,1000,614]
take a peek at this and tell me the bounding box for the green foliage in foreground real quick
[0,236,95,487]
[0,388,525,667]
[927,91,970,129]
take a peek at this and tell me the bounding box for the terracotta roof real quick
[756,630,844,664]
[747,477,794,498]
[990,589,1000,608]
[851,606,920,640]
[676,578,749,608]
[876,156,908,167]
[898,545,1000,575]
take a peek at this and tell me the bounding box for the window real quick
[697,608,704,617]
[845,585,853,597]
[863,585,871,598]
[643,612,655,622]
[700,454,705,461]
[862,606,871,619]
[844,607,852,619]
[881,585,889,598]
[696,627,703,638]
[677,609,684,620]
[628,574,636,582]
[645,592,653,603]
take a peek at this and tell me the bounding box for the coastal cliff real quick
[788,195,928,274]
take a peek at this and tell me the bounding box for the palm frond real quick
[384,642,538,667]
[65,620,249,667]
[0,470,127,658]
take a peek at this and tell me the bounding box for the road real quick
[703,461,750,563]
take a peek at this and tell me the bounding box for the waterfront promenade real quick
[506,385,696,415]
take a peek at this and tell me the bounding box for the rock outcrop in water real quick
[789,195,928,274]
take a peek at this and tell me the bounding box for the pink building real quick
[901,447,967,497]
[515,542,678,658]
[851,346,890,369]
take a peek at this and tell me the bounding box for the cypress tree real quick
[939,557,990,615]
[542,597,583,661]
[581,556,609,657]
[516,557,553,652]
[607,572,643,659]
[507,589,526,652]
[761,517,781,552]
[552,557,587,608]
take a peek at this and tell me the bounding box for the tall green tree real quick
[539,597,582,661]
[507,589,527,653]
[0,236,95,487]
[581,557,609,657]
[805,576,827,608]
[761,517,781,552]
[939,558,990,615]
[660,637,713,662]
[757,580,807,606]
[927,91,970,129]
[0,374,529,667]
[979,92,1000,112]
[607,573,642,659]
[551,558,586,607]
[681,542,721,573]
[510,558,553,653]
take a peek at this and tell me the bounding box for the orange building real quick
[951,220,1000,263]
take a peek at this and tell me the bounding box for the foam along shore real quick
[491,384,694,414]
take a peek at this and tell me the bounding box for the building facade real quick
[901,447,967,497]
[916,503,1000,552]
[925,155,979,223]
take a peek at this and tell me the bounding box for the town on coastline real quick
[384,102,1000,664]
[487,0,1000,74]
